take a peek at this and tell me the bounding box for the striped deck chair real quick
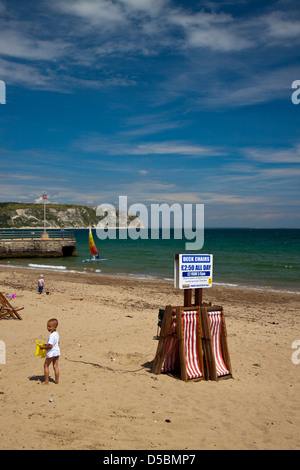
[176,307,205,382]
[0,292,23,320]
[152,306,180,376]
[161,309,179,373]
[201,307,232,381]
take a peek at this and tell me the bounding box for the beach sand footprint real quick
[107,351,151,370]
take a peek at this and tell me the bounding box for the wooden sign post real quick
[184,289,192,307]
[195,288,202,307]
[184,288,203,307]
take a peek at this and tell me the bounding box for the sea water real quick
[1,228,299,293]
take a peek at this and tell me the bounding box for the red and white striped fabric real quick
[182,310,203,380]
[208,311,230,377]
[161,311,179,373]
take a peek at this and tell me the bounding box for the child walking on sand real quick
[39,318,60,385]
[38,274,45,294]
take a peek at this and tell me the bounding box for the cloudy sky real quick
[0,0,299,227]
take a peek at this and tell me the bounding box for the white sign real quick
[174,254,213,289]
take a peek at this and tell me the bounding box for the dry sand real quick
[0,266,299,450]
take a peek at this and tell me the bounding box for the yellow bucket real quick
[35,340,47,358]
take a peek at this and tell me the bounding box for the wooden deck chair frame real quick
[155,308,165,339]
[152,305,205,382]
[0,292,23,320]
[152,305,177,375]
[200,306,232,381]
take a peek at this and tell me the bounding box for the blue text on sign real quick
[182,255,211,263]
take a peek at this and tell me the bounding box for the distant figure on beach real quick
[38,275,45,294]
[39,318,60,385]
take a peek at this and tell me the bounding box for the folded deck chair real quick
[153,306,179,375]
[0,292,23,320]
[153,306,205,382]
[176,307,205,382]
[208,311,230,377]
[201,307,232,381]
[161,308,179,373]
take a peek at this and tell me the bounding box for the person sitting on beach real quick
[38,275,45,294]
[39,318,60,385]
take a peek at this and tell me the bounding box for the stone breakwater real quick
[0,238,78,258]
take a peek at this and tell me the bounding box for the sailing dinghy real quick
[82,226,107,262]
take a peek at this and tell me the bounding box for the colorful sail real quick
[89,226,99,256]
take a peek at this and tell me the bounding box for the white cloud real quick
[53,0,126,27]
[73,133,224,157]
[243,144,300,163]
[119,0,167,15]
[170,10,253,52]
[0,57,55,89]
[130,142,223,156]
[0,27,69,61]
[148,192,202,204]
[187,26,251,51]
[121,113,185,137]
[0,0,298,109]
[264,11,300,42]
[35,196,50,204]
[197,65,300,108]
[259,168,300,180]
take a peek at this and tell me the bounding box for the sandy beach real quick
[0,265,299,450]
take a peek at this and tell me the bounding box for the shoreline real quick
[1,262,299,296]
[0,265,299,312]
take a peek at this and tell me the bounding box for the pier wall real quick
[0,239,78,258]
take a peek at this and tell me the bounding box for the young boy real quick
[39,318,60,385]
[38,275,45,294]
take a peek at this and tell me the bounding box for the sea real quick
[1,228,299,294]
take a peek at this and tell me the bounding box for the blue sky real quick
[0,0,299,227]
